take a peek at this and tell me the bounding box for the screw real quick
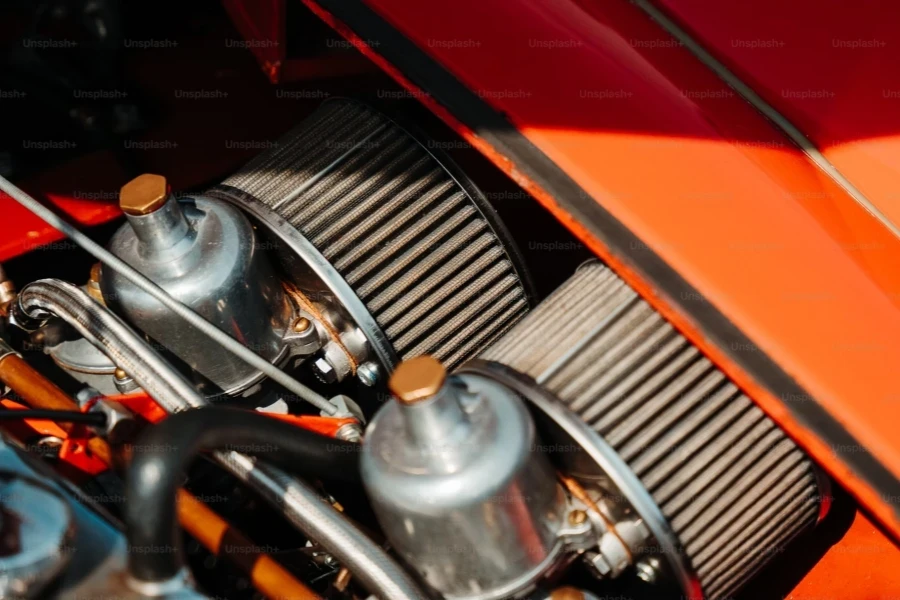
[36,435,63,451]
[334,567,352,592]
[87,263,105,304]
[568,509,588,526]
[114,367,139,394]
[0,265,15,307]
[89,263,102,285]
[335,423,363,443]
[636,559,659,584]
[31,436,64,459]
[313,358,336,383]
[75,387,103,408]
[292,317,311,333]
[356,361,379,387]
[584,551,612,578]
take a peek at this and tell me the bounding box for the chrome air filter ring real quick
[207,185,399,373]
[477,261,823,600]
[211,98,533,373]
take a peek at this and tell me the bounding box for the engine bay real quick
[0,1,871,599]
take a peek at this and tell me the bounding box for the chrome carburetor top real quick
[101,174,294,395]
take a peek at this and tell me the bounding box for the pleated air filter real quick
[480,261,823,600]
[212,99,532,371]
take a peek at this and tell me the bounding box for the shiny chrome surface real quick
[16,279,428,600]
[210,185,399,379]
[0,263,15,308]
[102,195,293,395]
[0,174,333,413]
[211,99,532,379]
[50,337,119,396]
[216,453,430,600]
[311,0,900,539]
[16,279,207,412]
[475,261,824,600]
[124,195,192,255]
[362,368,568,600]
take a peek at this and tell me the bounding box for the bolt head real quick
[86,263,105,304]
[36,436,63,450]
[89,263,102,285]
[292,317,311,333]
[335,423,363,442]
[75,387,103,407]
[635,559,659,584]
[91,399,138,444]
[388,355,446,404]
[313,357,337,383]
[551,588,586,600]
[356,361,379,387]
[584,551,612,578]
[120,173,169,216]
[568,509,588,526]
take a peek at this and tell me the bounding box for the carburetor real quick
[362,356,572,600]
[54,99,533,400]
[102,174,294,395]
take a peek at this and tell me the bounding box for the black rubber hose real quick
[125,407,361,583]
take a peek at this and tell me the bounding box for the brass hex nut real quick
[551,588,586,600]
[388,355,447,405]
[120,174,168,216]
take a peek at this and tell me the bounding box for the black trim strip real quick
[307,0,900,529]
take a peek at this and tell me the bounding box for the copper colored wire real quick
[559,474,633,563]
[0,353,319,600]
[283,282,358,374]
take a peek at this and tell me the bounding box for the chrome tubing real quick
[16,280,206,412]
[0,174,334,414]
[216,453,431,600]
[14,279,429,600]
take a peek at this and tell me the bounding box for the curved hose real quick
[16,279,430,600]
[16,280,207,412]
[126,407,360,582]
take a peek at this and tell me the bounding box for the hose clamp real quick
[0,337,19,363]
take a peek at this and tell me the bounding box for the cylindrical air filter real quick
[479,261,824,600]
[211,99,531,371]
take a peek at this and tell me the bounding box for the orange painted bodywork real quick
[655,0,900,235]
[790,511,900,600]
[0,152,125,263]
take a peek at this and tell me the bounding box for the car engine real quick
[0,92,834,600]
